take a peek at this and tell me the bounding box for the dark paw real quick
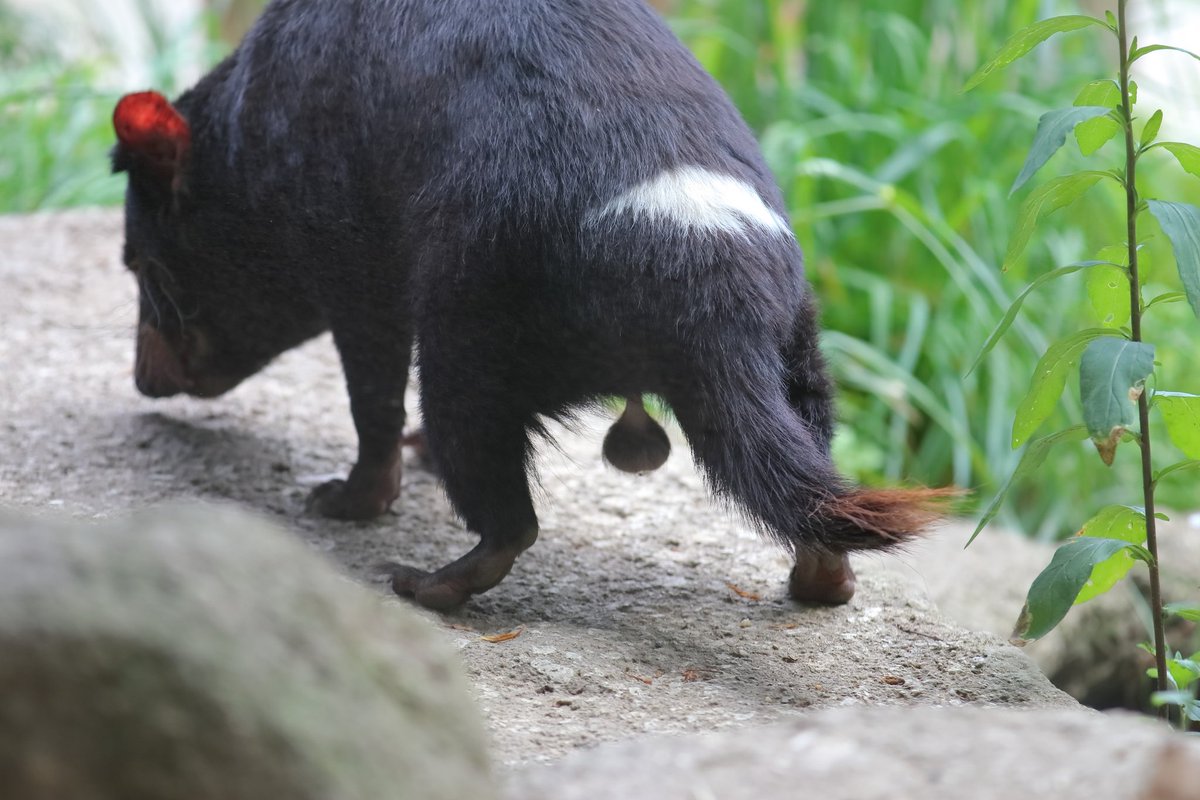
[788,552,856,605]
[390,565,473,611]
[387,537,530,611]
[306,478,395,520]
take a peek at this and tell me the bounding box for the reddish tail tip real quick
[821,486,964,549]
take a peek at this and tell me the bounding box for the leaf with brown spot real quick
[480,625,525,643]
[1093,426,1126,466]
[1079,338,1154,464]
[725,582,762,601]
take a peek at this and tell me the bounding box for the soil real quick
[0,209,1075,768]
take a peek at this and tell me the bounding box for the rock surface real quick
[2,209,1077,769]
[917,520,1200,710]
[507,707,1200,800]
[0,505,493,800]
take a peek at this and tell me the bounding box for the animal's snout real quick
[134,323,190,397]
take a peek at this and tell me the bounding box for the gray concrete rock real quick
[915,520,1200,710]
[507,707,1200,800]
[0,505,493,800]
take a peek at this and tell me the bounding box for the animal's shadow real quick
[97,408,473,572]
[110,411,313,510]
[96,410,844,716]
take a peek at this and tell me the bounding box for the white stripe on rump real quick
[589,166,793,238]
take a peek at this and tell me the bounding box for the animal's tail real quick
[671,344,954,554]
[811,485,957,550]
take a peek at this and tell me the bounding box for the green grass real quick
[670,0,1200,538]
[0,0,219,211]
[3,0,1196,539]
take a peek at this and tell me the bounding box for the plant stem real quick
[1117,0,1169,716]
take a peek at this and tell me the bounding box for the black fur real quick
[114,0,944,608]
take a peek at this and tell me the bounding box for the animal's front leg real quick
[307,315,412,521]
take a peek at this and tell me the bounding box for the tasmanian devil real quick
[112,0,949,610]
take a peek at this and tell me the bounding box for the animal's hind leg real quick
[787,550,856,604]
[669,363,857,606]
[388,338,539,610]
[782,295,836,451]
[782,295,856,604]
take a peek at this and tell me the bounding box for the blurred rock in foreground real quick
[508,706,1200,800]
[0,504,493,800]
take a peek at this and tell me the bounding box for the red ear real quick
[113,91,191,180]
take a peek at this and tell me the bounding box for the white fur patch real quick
[588,166,792,238]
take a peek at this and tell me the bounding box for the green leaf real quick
[1074,552,1137,605]
[1073,81,1122,155]
[1005,172,1107,271]
[1140,110,1164,148]
[1131,44,1200,65]
[1013,329,1114,448]
[967,261,1115,376]
[1095,243,1130,266]
[1159,142,1200,182]
[1104,10,1117,30]
[1146,200,1200,319]
[1156,392,1200,458]
[1078,504,1148,543]
[1145,291,1187,311]
[1165,602,1200,623]
[1155,459,1200,485]
[1151,690,1200,722]
[1086,264,1131,327]
[964,15,1109,91]
[1126,544,1156,565]
[1168,658,1200,691]
[1150,691,1200,723]
[1014,537,1139,640]
[1079,338,1155,464]
[1071,84,1120,105]
[1011,107,1112,194]
[1074,505,1147,604]
[969,425,1090,545]
[1092,242,1151,281]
